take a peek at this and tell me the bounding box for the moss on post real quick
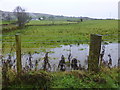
[15,34,22,75]
[88,34,102,72]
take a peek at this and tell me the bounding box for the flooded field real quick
[1,43,119,71]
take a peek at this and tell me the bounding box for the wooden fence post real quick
[88,34,102,72]
[15,34,22,74]
[118,58,120,86]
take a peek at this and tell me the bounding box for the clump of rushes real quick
[4,70,52,89]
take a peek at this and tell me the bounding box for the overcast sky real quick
[0,0,119,19]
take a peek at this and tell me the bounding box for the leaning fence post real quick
[88,34,102,72]
[15,34,22,74]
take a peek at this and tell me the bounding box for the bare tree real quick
[14,6,31,28]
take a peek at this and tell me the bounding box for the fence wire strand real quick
[1,33,119,37]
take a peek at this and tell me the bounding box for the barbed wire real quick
[2,38,118,42]
[102,38,119,41]
[1,34,119,37]
[2,41,90,43]
[1,34,119,47]
[1,35,15,37]
[21,48,45,50]
[2,40,118,44]
[101,34,119,36]
[2,39,89,42]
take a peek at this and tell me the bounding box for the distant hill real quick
[0,10,94,21]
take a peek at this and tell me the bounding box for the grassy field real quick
[1,20,119,89]
[2,20,118,53]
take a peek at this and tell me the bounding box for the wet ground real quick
[1,43,119,71]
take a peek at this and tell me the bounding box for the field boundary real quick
[27,22,78,26]
[2,22,79,33]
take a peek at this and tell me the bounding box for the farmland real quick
[1,0,119,88]
[2,20,118,53]
[1,19,119,89]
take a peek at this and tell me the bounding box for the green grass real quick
[0,20,16,25]
[27,20,77,25]
[2,20,118,54]
[3,67,119,89]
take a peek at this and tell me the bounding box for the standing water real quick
[0,43,119,71]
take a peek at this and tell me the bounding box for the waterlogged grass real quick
[3,67,119,88]
[2,20,118,53]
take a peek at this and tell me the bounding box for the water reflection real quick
[0,43,119,71]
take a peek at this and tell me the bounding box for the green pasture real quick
[2,20,118,53]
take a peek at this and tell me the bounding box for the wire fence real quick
[1,34,119,43]
[1,33,118,58]
[1,34,118,46]
[1,37,118,47]
[0,34,119,74]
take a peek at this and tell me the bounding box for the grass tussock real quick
[2,67,119,89]
[3,70,52,89]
